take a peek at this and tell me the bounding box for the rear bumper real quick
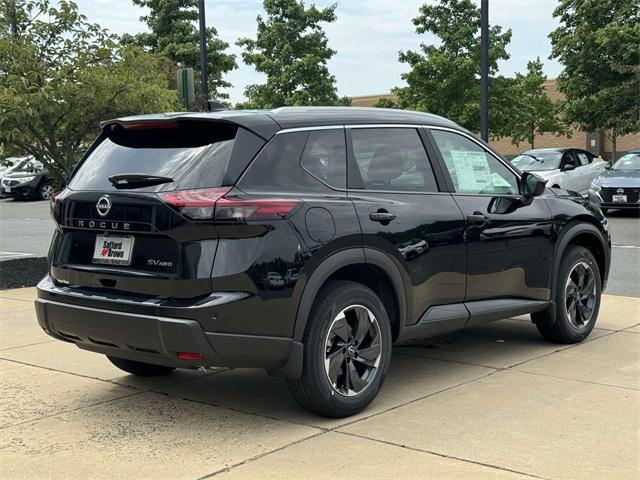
[35,277,302,376]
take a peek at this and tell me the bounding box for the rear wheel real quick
[286,280,392,417]
[107,356,176,376]
[533,246,601,343]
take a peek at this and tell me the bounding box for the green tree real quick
[0,0,179,186]
[550,0,640,161]
[236,0,346,108]
[508,58,568,148]
[392,0,515,137]
[124,0,236,103]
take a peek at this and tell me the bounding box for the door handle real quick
[466,212,488,223]
[369,210,396,223]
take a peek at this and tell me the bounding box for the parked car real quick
[588,148,640,214]
[35,107,610,417]
[0,157,53,200]
[265,271,285,289]
[284,268,299,286]
[511,148,607,196]
[0,156,27,176]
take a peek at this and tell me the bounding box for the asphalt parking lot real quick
[1,197,638,295]
[0,287,638,479]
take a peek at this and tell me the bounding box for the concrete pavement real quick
[0,287,638,479]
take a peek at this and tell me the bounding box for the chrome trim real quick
[346,124,429,129]
[275,125,345,134]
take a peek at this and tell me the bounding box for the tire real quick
[533,246,601,343]
[286,280,392,418]
[107,356,176,377]
[38,182,54,200]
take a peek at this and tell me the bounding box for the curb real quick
[0,257,48,289]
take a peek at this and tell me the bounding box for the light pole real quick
[480,0,489,142]
[198,0,208,103]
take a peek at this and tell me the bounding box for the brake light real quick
[121,121,180,130]
[159,187,231,220]
[50,188,71,220]
[158,188,299,221]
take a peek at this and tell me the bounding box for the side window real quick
[300,129,346,189]
[576,151,591,166]
[430,130,519,195]
[350,128,438,192]
[239,131,328,193]
[562,151,577,167]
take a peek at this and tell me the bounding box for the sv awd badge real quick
[148,259,173,268]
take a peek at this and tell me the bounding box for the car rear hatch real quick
[50,119,268,299]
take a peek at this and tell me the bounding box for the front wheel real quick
[286,280,392,417]
[533,246,601,343]
[107,356,176,377]
[38,182,54,200]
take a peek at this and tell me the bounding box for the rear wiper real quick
[108,174,174,189]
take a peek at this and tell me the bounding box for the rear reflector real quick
[177,352,204,361]
[158,188,299,221]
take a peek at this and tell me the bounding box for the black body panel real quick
[37,107,612,380]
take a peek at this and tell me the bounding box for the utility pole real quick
[480,0,489,142]
[198,0,209,103]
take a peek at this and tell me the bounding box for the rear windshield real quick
[68,121,237,192]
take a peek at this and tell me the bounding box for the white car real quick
[265,271,285,289]
[512,148,607,196]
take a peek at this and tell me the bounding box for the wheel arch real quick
[539,219,610,325]
[292,248,408,344]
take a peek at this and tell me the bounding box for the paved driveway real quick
[0,288,638,479]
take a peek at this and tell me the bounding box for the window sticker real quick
[448,150,493,192]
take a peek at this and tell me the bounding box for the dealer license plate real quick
[92,235,134,266]
[612,194,627,203]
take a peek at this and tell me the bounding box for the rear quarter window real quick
[238,131,335,193]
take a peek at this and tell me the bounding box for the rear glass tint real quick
[68,121,237,192]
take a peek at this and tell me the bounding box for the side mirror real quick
[521,171,546,197]
[561,163,576,172]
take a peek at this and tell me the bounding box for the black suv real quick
[36,107,611,417]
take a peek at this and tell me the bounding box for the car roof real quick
[523,148,569,153]
[104,107,460,140]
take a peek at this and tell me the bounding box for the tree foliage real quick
[123,0,236,103]
[550,0,640,158]
[0,0,179,185]
[392,0,516,137]
[507,58,568,148]
[236,0,347,108]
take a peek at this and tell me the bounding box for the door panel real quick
[347,127,466,325]
[428,129,554,302]
[452,195,554,301]
[350,192,467,324]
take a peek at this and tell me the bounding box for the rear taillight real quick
[215,197,299,221]
[159,187,230,220]
[50,188,71,221]
[158,188,299,221]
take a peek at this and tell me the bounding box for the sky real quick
[75,0,563,104]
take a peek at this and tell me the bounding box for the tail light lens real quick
[158,188,299,221]
[50,187,71,221]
